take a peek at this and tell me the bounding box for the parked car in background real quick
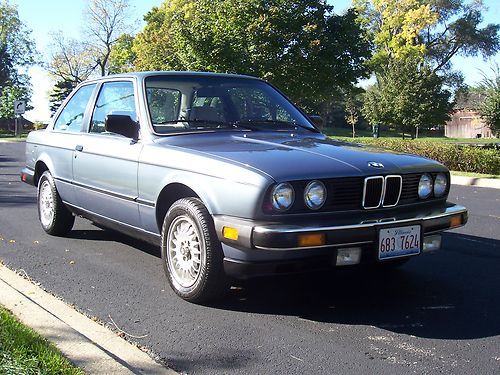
[21,72,467,303]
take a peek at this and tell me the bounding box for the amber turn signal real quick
[297,233,326,247]
[223,227,239,241]
[450,215,462,228]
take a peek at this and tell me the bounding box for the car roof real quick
[84,71,261,83]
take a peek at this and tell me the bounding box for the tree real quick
[356,0,499,136]
[344,88,363,137]
[0,83,32,120]
[362,57,453,138]
[108,33,136,74]
[133,0,370,112]
[0,1,37,119]
[48,80,75,115]
[47,33,96,112]
[355,0,499,78]
[477,64,500,134]
[84,0,133,76]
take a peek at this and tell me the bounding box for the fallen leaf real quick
[9,240,15,243]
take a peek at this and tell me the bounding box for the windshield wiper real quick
[156,119,225,126]
[232,119,300,130]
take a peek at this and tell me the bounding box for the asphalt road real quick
[1,141,499,374]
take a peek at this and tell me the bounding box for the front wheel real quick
[161,198,227,303]
[37,171,75,236]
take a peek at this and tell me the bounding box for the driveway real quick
[1,141,499,374]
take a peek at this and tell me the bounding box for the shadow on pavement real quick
[43,223,500,342]
[211,232,500,341]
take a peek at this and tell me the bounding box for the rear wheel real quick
[37,171,75,236]
[161,197,227,303]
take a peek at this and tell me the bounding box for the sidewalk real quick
[0,264,178,375]
[450,174,500,189]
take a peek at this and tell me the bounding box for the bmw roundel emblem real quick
[368,162,384,168]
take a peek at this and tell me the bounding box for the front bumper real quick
[213,203,467,278]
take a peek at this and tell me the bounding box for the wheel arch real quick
[34,159,51,187]
[155,182,208,233]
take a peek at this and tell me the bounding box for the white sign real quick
[14,100,26,114]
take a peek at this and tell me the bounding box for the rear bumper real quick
[20,167,35,186]
[214,203,467,278]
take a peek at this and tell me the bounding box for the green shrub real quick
[333,138,500,175]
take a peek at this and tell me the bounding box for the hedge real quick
[332,138,500,175]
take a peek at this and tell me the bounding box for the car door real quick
[72,80,143,228]
[44,83,97,205]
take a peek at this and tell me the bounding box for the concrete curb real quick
[451,175,500,189]
[0,264,178,375]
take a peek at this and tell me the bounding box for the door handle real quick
[75,145,83,152]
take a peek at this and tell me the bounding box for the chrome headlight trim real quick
[304,180,327,210]
[271,182,295,212]
[418,173,433,199]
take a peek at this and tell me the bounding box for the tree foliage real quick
[84,0,133,76]
[356,0,499,76]
[477,64,500,134]
[108,33,136,74]
[0,83,32,119]
[357,0,498,136]
[0,1,37,119]
[362,58,452,137]
[46,33,96,113]
[133,0,370,111]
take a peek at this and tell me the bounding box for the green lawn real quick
[324,127,498,144]
[0,306,83,375]
[0,130,27,141]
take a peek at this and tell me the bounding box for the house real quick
[445,92,495,138]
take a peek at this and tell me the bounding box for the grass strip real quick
[0,306,83,375]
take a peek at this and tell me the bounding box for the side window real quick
[54,84,96,132]
[90,81,136,134]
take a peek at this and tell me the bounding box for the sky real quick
[13,0,500,123]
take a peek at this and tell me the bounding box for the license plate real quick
[378,225,421,260]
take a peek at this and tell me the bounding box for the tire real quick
[161,197,227,303]
[37,171,75,236]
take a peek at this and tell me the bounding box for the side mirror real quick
[308,115,324,129]
[105,114,139,140]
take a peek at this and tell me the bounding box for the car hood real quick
[157,132,446,181]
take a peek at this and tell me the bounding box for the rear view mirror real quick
[105,114,139,140]
[308,115,324,129]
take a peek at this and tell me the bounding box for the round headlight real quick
[304,180,326,210]
[418,173,433,199]
[434,173,448,197]
[271,183,295,211]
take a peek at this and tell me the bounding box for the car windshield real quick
[145,75,316,134]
